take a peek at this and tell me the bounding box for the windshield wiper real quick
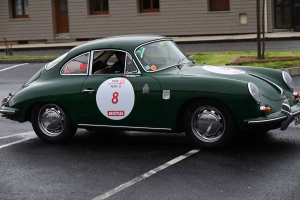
[177,57,186,69]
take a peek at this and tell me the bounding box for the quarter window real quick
[12,0,29,18]
[125,54,139,74]
[90,0,109,15]
[139,0,159,13]
[208,0,230,11]
[61,53,90,75]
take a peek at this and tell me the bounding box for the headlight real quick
[282,71,294,91]
[248,82,261,104]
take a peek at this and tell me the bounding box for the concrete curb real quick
[282,67,300,76]
[1,33,300,51]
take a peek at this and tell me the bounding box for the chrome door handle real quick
[82,89,94,93]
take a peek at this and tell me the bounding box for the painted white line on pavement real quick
[0,63,29,72]
[0,131,36,149]
[92,149,200,200]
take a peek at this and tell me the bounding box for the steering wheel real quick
[92,60,106,74]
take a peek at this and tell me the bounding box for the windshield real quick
[45,53,67,70]
[135,41,190,72]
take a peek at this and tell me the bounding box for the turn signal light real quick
[293,92,300,98]
[260,106,272,113]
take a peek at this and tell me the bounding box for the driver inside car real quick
[110,51,126,73]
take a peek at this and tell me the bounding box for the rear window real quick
[45,53,67,70]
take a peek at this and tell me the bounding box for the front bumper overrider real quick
[247,103,300,130]
[0,106,18,116]
[1,93,19,117]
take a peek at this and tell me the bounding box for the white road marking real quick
[92,149,200,200]
[0,131,36,149]
[0,63,29,72]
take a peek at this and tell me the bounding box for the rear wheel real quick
[31,103,77,143]
[183,100,235,149]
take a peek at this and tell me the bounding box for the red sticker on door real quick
[80,64,87,71]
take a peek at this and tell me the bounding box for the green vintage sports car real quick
[1,35,300,149]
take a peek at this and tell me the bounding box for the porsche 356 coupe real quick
[1,35,300,149]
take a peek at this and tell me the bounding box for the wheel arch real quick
[175,97,237,132]
[25,101,75,126]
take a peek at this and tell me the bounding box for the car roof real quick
[68,35,169,56]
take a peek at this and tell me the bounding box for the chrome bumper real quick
[0,108,16,115]
[247,103,300,130]
[280,103,300,130]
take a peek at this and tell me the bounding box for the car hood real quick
[177,65,285,101]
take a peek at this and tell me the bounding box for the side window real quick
[106,54,117,65]
[92,50,139,74]
[61,53,89,75]
[125,54,138,73]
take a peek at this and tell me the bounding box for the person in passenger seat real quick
[110,51,126,73]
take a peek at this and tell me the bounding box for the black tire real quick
[31,103,77,144]
[183,99,236,149]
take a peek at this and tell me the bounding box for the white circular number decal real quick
[203,65,245,75]
[96,78,135,120]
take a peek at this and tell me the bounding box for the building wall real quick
[69,0,261,39]
[0,0,275,41]
[0,0,54,42]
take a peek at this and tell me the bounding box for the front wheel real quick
[31,103,77,143]
[183,100,236,149]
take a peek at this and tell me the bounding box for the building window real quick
[208,0,230,11]
[90,0,109,15]
[274,0,292,29]
[12,0,29,18]
[140,0,160,13]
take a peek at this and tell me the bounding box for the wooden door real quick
[55,0,69,33]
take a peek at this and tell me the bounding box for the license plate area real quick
[294,113,300,125]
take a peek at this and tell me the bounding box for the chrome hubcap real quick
[38,104,65,137]
[191,106,225,143]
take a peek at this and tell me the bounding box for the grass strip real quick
[191,51,300,69]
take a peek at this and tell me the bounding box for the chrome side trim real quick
[248,73,284,95]
[78,124,172,131]
[0,109,15,115]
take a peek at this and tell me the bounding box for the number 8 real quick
[112,92,119,104]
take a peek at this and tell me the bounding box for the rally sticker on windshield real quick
[203,65,245,75]
[96,78,135,120]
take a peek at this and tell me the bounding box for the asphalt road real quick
[2,40,300,57]
[1,63,300,200]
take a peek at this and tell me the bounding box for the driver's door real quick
[79,51,163,128]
